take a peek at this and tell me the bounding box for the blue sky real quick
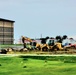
[0,0,76,41]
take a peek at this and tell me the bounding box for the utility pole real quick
[41,34,42,38]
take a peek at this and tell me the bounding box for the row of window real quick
[0,39,13,41]
[0,35,13,38]
[0,41,13,44]
[0,27,13,32]
[0,21,13,26]
[0,33,13,35]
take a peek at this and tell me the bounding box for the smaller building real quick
[0,18,15,44]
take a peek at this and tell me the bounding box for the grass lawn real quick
[0,55,76,75]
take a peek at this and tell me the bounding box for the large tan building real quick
[0,18,15,44]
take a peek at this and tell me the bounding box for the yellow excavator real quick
[22,36,32,49]
[21,36,41,50]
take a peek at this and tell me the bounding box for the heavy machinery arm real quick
[22,36,32,48]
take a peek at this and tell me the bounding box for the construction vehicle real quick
[21,36,41,50]
[42,38,63,51]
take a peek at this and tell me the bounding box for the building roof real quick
[0,18,15,23]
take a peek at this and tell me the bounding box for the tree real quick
[50,37,54,39]
[56,35,68,43]
[62,35,68,40]
[40,38,46,44]
[55,35,62,43]
[45,36,49,40]
[40,36,49,44]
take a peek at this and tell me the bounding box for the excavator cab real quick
[30,41,37,46]
[47,39,54,46]
[29,40,37,50]
[46,38,57,46]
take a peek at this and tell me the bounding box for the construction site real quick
[0,34,76,54]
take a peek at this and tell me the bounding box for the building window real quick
[4,27,13,32]
[0,27,3,32]
[0,34,13,38]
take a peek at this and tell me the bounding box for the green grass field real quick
[0,55,76,75]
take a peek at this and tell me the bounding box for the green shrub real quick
[0,64,2,66]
